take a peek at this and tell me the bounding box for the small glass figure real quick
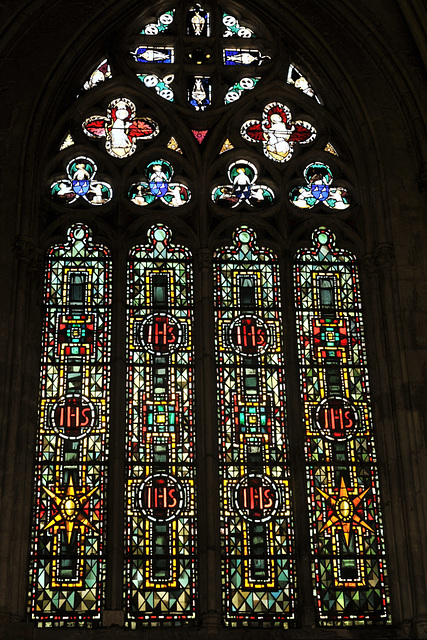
[131,46,174,63]
[187,4,210,36]
[290,162,350,210]
[287,64,321,103]
[51,157,112,206]
[82,59,112,91]
[129,159,191,207]
[188,76,211,110]
[212,160,275,208]
[223,49,270,65]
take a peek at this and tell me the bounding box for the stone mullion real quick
[103,241,126,624]
[280,240,316,628]
[195,247,222,629]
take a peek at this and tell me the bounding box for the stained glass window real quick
[82,98,159,159]
[214,227,295,625]
[287,63,321,103]
[294,228,389,623]
[140,10,175,35]
[240,102,316,162]
[187,4,210,36]
[136,73,175,101]
[31,1,392,630]
[128,159,191,208]
[222,12,255,38]
[223,49,270,65]
[131,46,175,63]
[224,77,260,104]
[125,225,197,624]
[29,224,111,625]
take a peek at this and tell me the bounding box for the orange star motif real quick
[317,476,374,545]
[43,476,98,543]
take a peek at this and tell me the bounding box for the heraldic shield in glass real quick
[294,228,388,623]
[214,227,295,624]
[125,225,197,623]
[29,224,111,625]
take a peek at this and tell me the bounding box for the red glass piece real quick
[191,129,208,143]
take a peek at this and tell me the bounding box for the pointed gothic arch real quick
[0,1,426,638]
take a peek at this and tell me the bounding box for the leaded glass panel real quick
[294,228,389,624]
[29,224,111,625]
[214,227,295,625]
[125,225,197,623]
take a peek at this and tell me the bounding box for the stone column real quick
[0,236,43,624]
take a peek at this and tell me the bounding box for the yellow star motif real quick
[43,476,97,543]
[317,476,374,545]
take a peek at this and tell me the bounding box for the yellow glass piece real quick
[324,142,338,156]
[167,136,183,154]
[60,133,75,150]
[220,138,234,154]
[62,498,78,518]
[337,498,351,519]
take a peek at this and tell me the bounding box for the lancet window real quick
[29,1,389,630]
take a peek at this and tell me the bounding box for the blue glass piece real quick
[224,49,239,65]
[72,180,90,195]
[233,183,252,199]
[311,184,330,201]
[149,180,169,197]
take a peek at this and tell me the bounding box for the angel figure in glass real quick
[290,162,350,210]
[83,98,159,159]
[50,157,113,206]
[241,102,316,162]
[212,160,275,208]
[129,159,191,207]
